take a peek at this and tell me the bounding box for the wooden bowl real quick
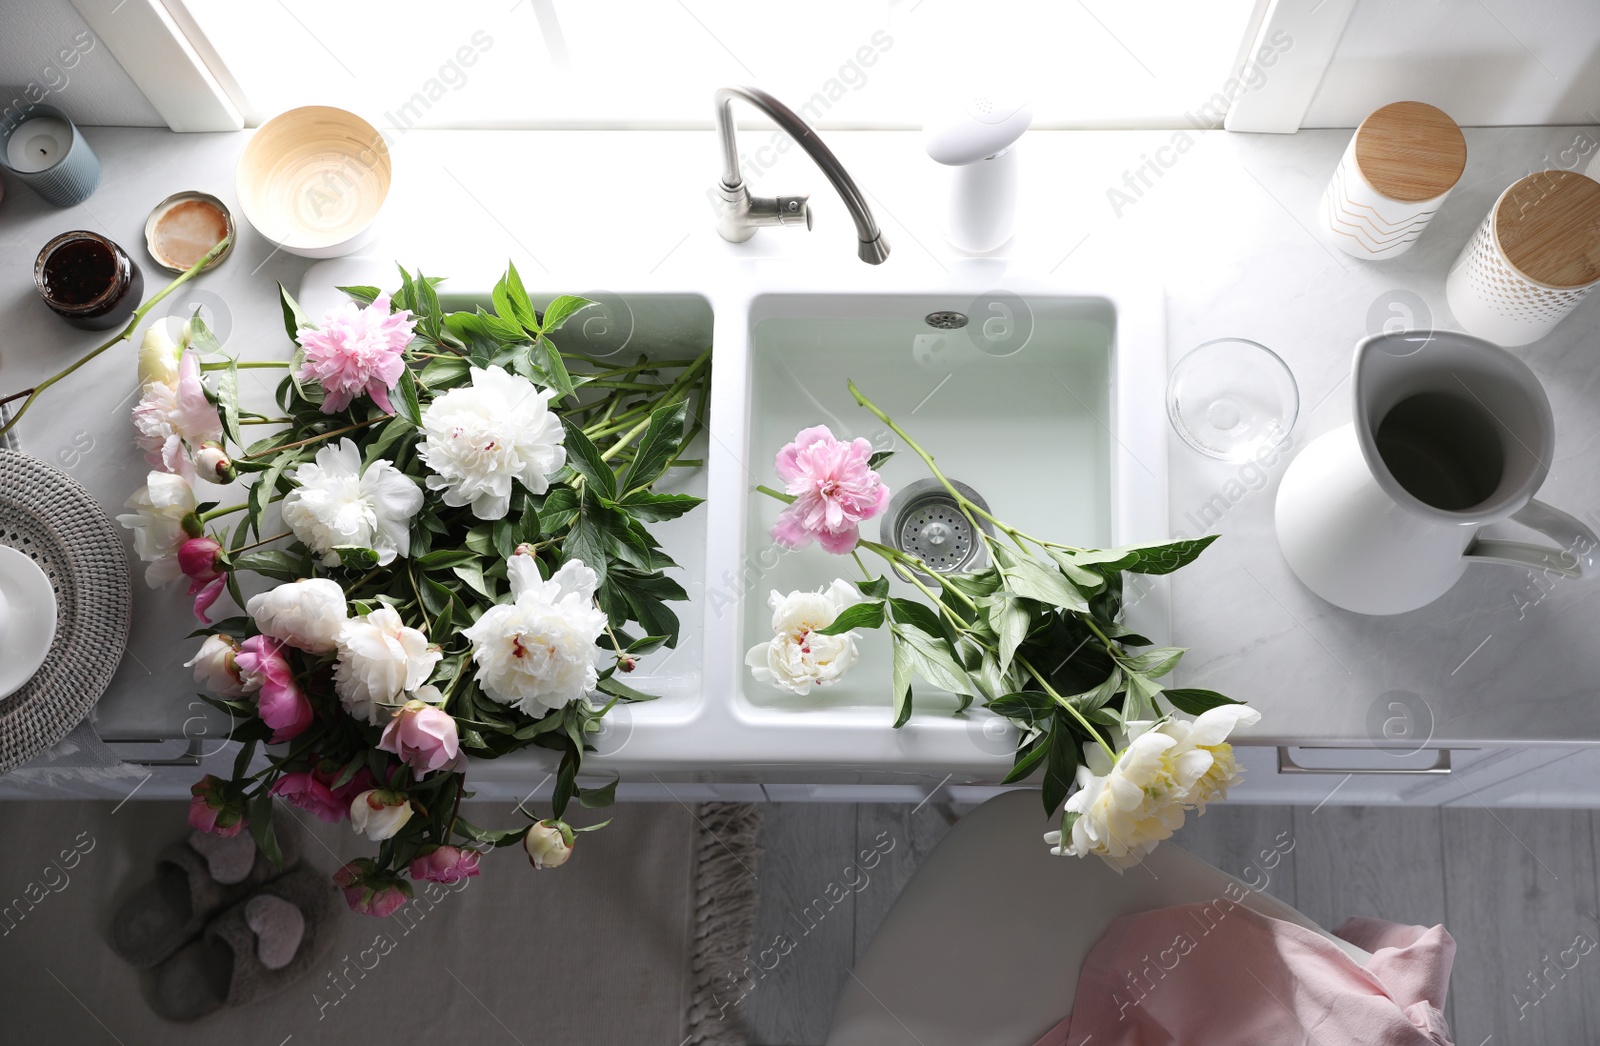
[236,106,391,259]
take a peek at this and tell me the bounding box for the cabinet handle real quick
[1276,747,1451,775]
[104,737,204,768]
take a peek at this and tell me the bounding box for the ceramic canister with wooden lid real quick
[1445,169,1600,346]
[1320,101,1467,259]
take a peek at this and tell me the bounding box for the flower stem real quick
[240,416,383,460]
[0,236,232,438]
[199,502,248,523]
[203,360,288,371]
[754,484,796,504]
[229,531,291,554]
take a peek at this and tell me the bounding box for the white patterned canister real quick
[1320,101,1466,260]
[1446,170,1600,346]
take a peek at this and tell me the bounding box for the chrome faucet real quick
[712,85,890,265]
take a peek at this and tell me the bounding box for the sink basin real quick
[739,294,1116,714]
[699,273,1171,775]
[302,261,1168,779]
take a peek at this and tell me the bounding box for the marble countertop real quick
[2,123,1597,750]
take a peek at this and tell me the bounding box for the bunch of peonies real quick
[417,365,567,520]
[770,425,890,554]
[463,553,607,714]
[745,579,866,695]
[1044,705,1263,870]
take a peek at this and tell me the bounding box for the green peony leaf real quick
[1162,688,1245,715]
[561,422,617,501]
[814,601,886,635]
[539,295,595,333]
[621,400,687,494]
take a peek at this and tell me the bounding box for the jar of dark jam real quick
[33,231,143,331]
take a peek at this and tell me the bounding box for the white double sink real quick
[301,261,1168,783]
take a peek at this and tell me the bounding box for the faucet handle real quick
[772,195,812,229]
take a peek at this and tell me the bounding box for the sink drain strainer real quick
[881,478,994,577]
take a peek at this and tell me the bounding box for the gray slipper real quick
[111,824,301,969]
[148,866,340,1022]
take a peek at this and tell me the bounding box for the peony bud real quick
[524,820,574,869]
[514,542,538,558]
[136,322,183,388]
[246,578,348,654]
[409,845,482,884]
[349,789,413,841]
[333,859,413,917]
[194,442,235,483]
[377,700,461,780]
[185,634,247,698]
[178,536,224,584]
[188,774,247,837]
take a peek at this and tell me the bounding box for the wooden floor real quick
[743,801,1600,1046]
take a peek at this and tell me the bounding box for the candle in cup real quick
[5,117,71,173]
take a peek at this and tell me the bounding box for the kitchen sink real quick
[737,293,1117,715]
[302,261,1167,777]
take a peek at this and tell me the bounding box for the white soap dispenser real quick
[923,92,1032,254]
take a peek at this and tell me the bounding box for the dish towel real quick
[1030,902,1455,1046]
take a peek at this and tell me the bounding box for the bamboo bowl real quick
[236,106,391,259]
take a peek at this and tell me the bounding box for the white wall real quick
[1303,0,1600,127]
[0,0,161,127]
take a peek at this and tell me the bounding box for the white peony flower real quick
[116,471,197,587]
[185,634,248,698]
[246,577,349,654]
[349,790,413,841]
[462,554,607,714]
[131,349,223,482]
[1044,706,1261,870]
[744,579,864,695]
[1157,705,1262,811]
[1047,728,1188,871]
[416,364,566,521]
[334,607,442,725]
[280,438,423,567]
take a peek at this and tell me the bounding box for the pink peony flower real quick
[269,770,344,822]
[178,536,226,623]
[295,293,416,415]
[132,349,225,480]
[236,636,314,743]
[333,859,412,917]
[409,845,481,884]
[770,425,891,555]
[188,774,246,837]
[377,700,461,780]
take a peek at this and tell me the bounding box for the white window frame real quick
[69,0,241,131]
[82,0,1352,134]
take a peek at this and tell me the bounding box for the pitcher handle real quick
[1465,499,1600,579]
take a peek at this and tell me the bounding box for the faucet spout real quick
[712,85,890,264]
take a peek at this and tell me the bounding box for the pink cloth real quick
[1031,902,1455,1046]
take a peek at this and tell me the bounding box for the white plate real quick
[0,545,58,701]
